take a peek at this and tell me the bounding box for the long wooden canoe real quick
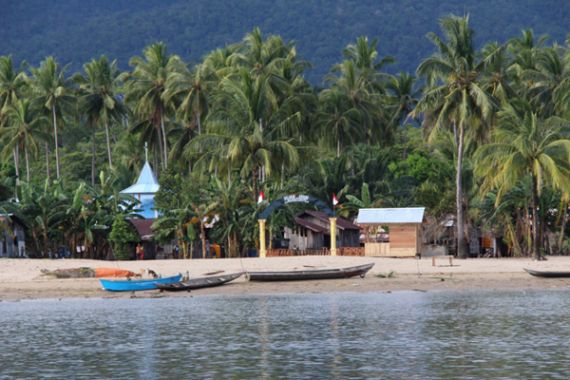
[100,274,183,292]
[524,268,570,278]
[156,272,244,292]
[247,263,374,282]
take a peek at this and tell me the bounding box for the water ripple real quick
[1,290,570,379]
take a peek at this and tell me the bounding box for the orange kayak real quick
[94,268,136,278]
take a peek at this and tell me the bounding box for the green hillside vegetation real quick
[2,0,569,83]
[1,15,569,261]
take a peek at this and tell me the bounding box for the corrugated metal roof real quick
[128,218,155,241]
[303,210,360,230]
[121,161,159,194]
[356,207,425,224]
[294,217,327,233]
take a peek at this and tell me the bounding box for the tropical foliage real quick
[1,16,570,260]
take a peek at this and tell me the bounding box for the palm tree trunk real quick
[155,125,164,168]
[25,146,30,182]
[13,146,20,184]
[52,105,61,179]
[558,204,568,253]
[45,142,51,179]
[91,133,96,187]
[196,112,202,135]
[456,123,467,258]
[104,121,113,169]
[531,174,541,260]
[227,235,232,258]
[337,137,341,158]
[160,114,168,168]
[252,166,258,202]
[200,222,207,259]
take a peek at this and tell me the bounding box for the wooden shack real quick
[284,210,360,251]
[356,208,425,257]
[128,219,157,259]
[0,214,26,258]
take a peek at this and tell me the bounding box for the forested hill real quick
[2,0,569,83]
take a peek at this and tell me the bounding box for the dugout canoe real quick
[247,263,374,282]
[100,274,183,292]
[524,268,570,278]
[156,272,244,291]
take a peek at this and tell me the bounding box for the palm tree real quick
[208,177,249,257]
[521,46,569,117]
[164,58,210,163]
[343,36,394,73]
[314,89,362,157]
[385,72,419,128]
[29,57,74,180]
[1,99,47,182]
[75,56,127,175]
[124,43,175,169]
[0,56,27,113]
[327,60,379,140]
[413,15,495,258]
[193,68,301,199]
[0,56,28,180]
[476,108,570,259]
[337,182,381,219]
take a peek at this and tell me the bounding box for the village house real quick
[0,214,26,258]
[284,210,360,251]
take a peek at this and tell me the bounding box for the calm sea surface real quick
[1,290,570,379]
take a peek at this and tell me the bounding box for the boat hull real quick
[247,263,374,282]
[156,272,244,291]
[100,274,182,292]
[524,268,570,278]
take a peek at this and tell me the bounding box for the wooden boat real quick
[247,263,375,282]
[42,267,136,279]
[524,268,570,278]
[100,274,182,292]
[156,272,244,292]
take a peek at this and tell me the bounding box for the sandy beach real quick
[1,255,570,300]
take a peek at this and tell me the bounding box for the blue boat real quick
[100,274,183,292]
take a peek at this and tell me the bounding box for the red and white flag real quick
[332,193,339,206]
[257,191,265,204]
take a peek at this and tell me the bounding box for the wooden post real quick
[330,217,337,256]
[259,219,267,258]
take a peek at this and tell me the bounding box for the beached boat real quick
[247,263,374,282]
[42,267,136,278]
[156,272,244,291]
[100,274,182,292]
[524,268,570,278]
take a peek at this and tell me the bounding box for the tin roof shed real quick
[356,207,425,225]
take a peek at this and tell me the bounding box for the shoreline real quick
[1,256,570,301]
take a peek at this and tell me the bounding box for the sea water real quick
[1,290,570,379]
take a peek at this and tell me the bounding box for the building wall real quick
[364,242,391,256]
[0,222,25,258]
[284,227,324,250]
[363,223,420,257]
[303,215,360,248]
[137,194,158,219]
[340,230,360,247]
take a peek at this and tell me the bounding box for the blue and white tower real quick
[120,144,160,219]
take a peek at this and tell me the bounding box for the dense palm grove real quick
[1,16,569,260]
